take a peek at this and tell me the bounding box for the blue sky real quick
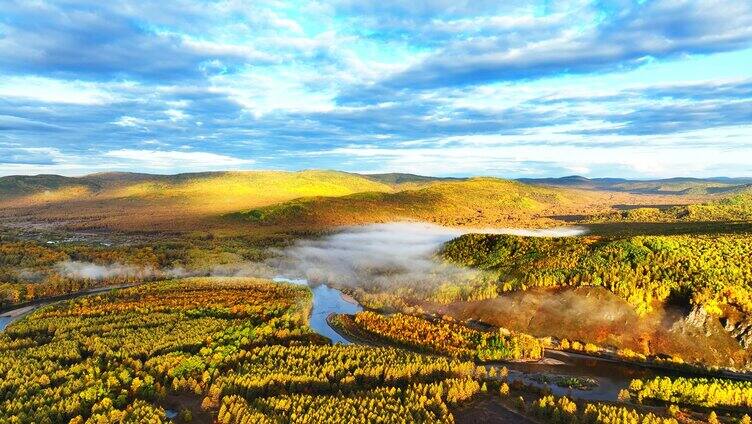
[1,0,751,178]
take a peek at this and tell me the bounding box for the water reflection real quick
[0,317,10,331]
[273,277,363,344]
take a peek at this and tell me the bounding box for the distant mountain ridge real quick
[518,175,752,195]
[361,173,465,186]
[6,171,751,199]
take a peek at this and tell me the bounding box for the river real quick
[0,317,10,332]
[2,277,744,405]
[273,277,363,344]
[270,277,752,404]
[0,304,43,331]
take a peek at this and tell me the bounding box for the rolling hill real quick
[0,170,736,232]
[0,170,395,230]
[0,170,393,203]
[231,177,626,228]
[360,173,465,188]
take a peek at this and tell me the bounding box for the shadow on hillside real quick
[583,221,752,237]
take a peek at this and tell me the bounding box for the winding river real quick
[273,276,363,344]
[271,276,752,404]
[3,276,747,406]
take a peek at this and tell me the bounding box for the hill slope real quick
[0,172,176,200]
[360,173,464,187]
[0,170,394,230]
[598,188,752,223]
[0,170,732,232]
[438,232,752,364]
[232,177,612,228]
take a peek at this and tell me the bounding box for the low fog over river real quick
[270,221,588,290]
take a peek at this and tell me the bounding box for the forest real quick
[335,311,543,361]
[2,272,752,423]
[440,233,752,328]
[629,376,752,409]
[0,278,493,423]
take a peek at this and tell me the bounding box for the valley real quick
[1,171,751,423]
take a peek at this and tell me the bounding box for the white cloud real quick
[181,38,278,62]
[0,148,254,176]
[164,109,188,122]
[112,116,147,128]
[312,125,752,178]
[103,149,253,169]
[0,76,117,105]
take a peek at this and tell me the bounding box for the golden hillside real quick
[0,171,711,232]
[0,170,394,230]
[232,177,626,228]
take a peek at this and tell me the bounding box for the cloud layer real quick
[1,0,752,177]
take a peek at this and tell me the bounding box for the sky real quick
[1,0,751,178]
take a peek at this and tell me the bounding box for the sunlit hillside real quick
[0,170,394,230]
[599,188,752,223]
[233,177,632,228]
[438,232,752,365]
[0,171,733,232]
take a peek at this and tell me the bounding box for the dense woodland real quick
[531,395,679,424]
[0,278,492,423]
[338,311,543,361]
[440,233,752,320]
[0,278,313,422]
[2,277,749,423]
[629,376,752,409]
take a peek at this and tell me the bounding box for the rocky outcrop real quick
[722,316,752,349]
[684,306,711,332]
[674,304,752,349]
[672,305,714,337]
